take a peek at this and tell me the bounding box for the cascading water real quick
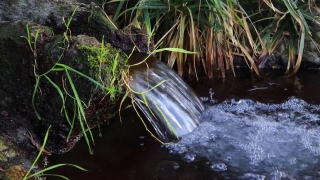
[128,53,204,141]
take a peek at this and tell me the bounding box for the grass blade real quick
[65,70,94,154]
[24,126,52,179]
[32,76,41,120]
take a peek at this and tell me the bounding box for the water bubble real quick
[210,163,227,172]
[172,163,180,169]
[289,157,297,165]
[243,173,266,180]
[225,156,232,161]
[270,170,288,180]
[244,99,255,105]
[299,163,308,169]
[162,144,171,149]
[183,154,196,162]
[302,176,313,180]
[230,98,239,105]
[201,97,209,101]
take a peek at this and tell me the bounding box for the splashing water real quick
[167,97,320,179]
[128,53,204,141]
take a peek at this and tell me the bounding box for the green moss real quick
[78,43,119,67]
[0,152,8,162]
[0,137,9,151]
[4,148,18,159]
[0,21,52,47]
[68,36,77,42]
[76,41,127,99]
[88,5,117,31]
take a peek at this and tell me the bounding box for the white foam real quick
[173,97,320,179]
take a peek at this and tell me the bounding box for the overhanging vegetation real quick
[110,0,320,77]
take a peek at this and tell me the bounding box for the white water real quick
[128,55,204,141]
[167,97,320,179]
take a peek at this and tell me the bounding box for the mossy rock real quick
[75,35,127,99]
[0,137,9,152]
[5,165,36,180]
[3,149,18,159]
[0,152,7,162]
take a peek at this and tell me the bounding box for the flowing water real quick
[48,68,320,180]
[128,53,204,141]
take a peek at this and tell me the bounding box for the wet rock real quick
[274,37,320,69]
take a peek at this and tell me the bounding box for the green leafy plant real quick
[21,24,41,60]
[21,5,127,179]
[26,6,101,154]
[20,6,123,165]
[62,6,79,47]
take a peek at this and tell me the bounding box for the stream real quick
[48,69,320,180]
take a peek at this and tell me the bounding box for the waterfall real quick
[128,53,204,141]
